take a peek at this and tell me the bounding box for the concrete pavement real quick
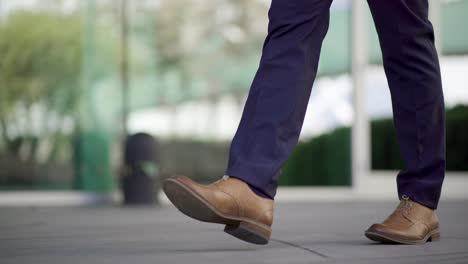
[1,201,467,264]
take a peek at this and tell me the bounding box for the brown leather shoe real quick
[163,175,274,245]
[365,195,440,245]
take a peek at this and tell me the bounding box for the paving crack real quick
[271,238,329,258]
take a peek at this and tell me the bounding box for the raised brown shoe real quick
[365,195,440,245]
[163,175,274,245]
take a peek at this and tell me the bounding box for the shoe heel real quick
[429,231,441,242]
[224,221,271,245]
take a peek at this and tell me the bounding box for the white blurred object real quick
[129,56,468,141]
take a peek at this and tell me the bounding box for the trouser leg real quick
[368,0,445,209]
[226,0,333,198]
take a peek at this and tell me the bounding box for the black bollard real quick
[121,133,160,205]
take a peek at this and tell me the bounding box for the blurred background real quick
[0,0,467,205]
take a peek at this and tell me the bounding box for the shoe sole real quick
[364,229,440,245]
[163,178,271,245]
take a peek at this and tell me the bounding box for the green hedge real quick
[280,105,468,186]
[445,105,468,170]
[280,127,351,186]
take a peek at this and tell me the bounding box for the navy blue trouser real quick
[226,0,445,209]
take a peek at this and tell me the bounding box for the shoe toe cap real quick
[366,223,388,234]
[165,175,193,185]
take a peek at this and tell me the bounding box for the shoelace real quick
[395,195,414,215]
[213,175,230,186]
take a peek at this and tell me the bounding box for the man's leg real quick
[365,0,445,244]
[164,0,333,245]
[368,0,445,209]
[226,0,333,199]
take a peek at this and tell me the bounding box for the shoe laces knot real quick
[396,195,413,215]
[214,175,230,187]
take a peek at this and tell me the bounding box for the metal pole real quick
[0,0,3,23]
[120,0,130,137]
[429,0,442,53]
[81,0,97,131]
[351,1,369,191]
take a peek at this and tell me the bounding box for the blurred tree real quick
[153,0,269,103]
[0,10,117,188]
[0,11,112,164]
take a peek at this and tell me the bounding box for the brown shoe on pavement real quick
[365,195,440,245]
[163,175,274,245]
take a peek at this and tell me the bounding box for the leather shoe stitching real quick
[214,185,241,217]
